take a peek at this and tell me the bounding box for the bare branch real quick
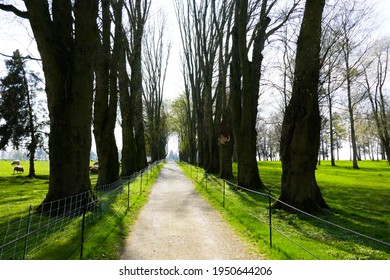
[0,3,29,18]
[0,51,41,61]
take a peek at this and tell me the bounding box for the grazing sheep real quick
[90,165,99,174]
[13,166,24,174]
[11,160,21,165]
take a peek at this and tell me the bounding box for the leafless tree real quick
[363,38,390,164]
[230,0,300,189]
[275,0,328,213]
[0,1,99,210]
[142,11,171,161]
[119,0,150,175]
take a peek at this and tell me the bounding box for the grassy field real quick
[180,160,390,260]
[0,160,165,260]
[1,159,389,260]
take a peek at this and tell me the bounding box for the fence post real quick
[268,188,272,248]
[23,205,33,260]
[80,203,87,260]
[205,173,208,191]
[223,180,226,208]
[140,172,143,195]
[127,180,130,210]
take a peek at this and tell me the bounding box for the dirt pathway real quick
[120,161,261,260]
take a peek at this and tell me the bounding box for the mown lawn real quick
[0,160,164,260]
[180,160,390,260]
[0,160,51,220]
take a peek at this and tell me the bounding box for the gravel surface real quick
[120,161,262,260]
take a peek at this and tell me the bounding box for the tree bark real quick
[128,0,148,170]
[230,0,266,190]
[346,69,360,169]
[274,0,329,213]
[328,82,336,167]
[93,0,120,186]
[10,0,99,210]
[119,41,138,176]
[26,76,37,178]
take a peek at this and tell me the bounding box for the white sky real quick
[0,0,390,156]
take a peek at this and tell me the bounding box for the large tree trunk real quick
[93,0,120,186]
[119,45,138,176]
[129,0,148,170]
[346,75,359,169]
[19,0,99,210]
[26,75,37,178]
[230,0,265,190]
[328,82,336,167]
[274,0,328,213]
[131,54,147,169]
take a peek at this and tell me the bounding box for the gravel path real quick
[119,161,262,260]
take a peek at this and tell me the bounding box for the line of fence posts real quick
[1,161,163,260]
[268,188,272,248]
[80,199,87,260]
[23,205,33,260]
[191,163,273,249]
[127,179,130,210]
[79,163,155,259]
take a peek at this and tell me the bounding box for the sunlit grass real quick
[180,160,390,260]
[0,160,165,259]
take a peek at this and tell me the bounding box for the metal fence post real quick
[23,205,33,260]
[80,203,87,260]
[223,180,226,208]
[268,188,272,248]
[127,180,130,210]
[140,172,143,195]
[205,173,208,191]
[146,168,149,185]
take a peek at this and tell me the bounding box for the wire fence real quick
[0,160,164,260]
[183,162,390,260]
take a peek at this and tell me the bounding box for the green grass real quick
[0,160,50,220]
[0,160,165,260]
[179,160,390,260]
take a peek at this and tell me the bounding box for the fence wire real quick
[0,160,163,260]
[185,162,390,260]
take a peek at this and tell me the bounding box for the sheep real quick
[11,160,21,165]
[89,165,99,174]
[13,166,24,174]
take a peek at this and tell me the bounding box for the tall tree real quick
[215,0,234,179]
[1,51,47,178]
[143,11,171,161]
[120,0,149,175]
[363,39,390,164]
[320,4,345,167]
[231,0,299,189]
[0,1,99,209]
[174,0,202,165]
[25,71,45,178]
[337,0,373,169]
[275,0,328,213]
[93,0,120,186]
[196,0,219,173]
[118,0,138,176]
[0,50,29,151]
[170,94,193,161]
[127,0,149,170]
